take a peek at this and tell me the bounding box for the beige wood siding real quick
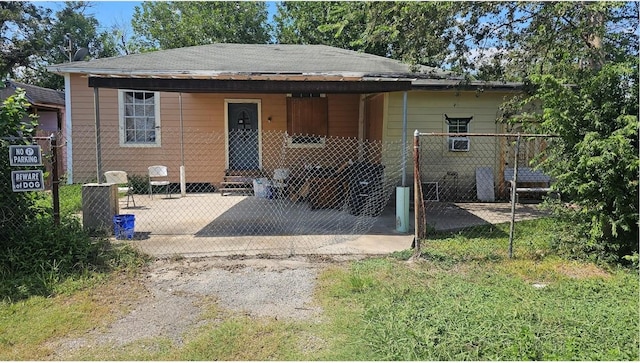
[385,90,511,139]
[327,94,359,138]
[68,75,360,186]
[383,90,516,192]
[364,94,385,142]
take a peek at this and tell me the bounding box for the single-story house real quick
[46,43,523,199]
[1,80,67,183]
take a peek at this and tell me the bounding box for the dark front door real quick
[228,103,259,170]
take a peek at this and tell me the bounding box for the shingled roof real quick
[47,43,451,80]
[1,80,65,107]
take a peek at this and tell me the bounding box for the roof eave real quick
[46,66,374,79]
[410,79,524,91]
[29,101,65,110]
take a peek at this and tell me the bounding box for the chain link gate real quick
[73,128,406,256]
[414,131,559,257]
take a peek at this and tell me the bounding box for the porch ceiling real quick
[87,76,413,94]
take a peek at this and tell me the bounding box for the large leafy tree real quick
[507,62,639,263]
[131,1,271,50]
[18,1,118,90]
[274,1,460,67]
[274,2,369,51]
[0,1,50,79]
[454,2,639,80]
[359,1,459,67]
[491,2,639,263]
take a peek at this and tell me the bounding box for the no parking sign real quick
[9,145,42,166]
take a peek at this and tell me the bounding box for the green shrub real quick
[504,62,639,264]
[1,215,102,276]
[0,90,151,302]
[0,213,150,301]
[0,89,41,242]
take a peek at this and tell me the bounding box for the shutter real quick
[287,97,328,136]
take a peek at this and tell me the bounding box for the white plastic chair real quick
[104,170,136,207]
[148,165,171,198]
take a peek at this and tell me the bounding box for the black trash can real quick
[347,162,385,216]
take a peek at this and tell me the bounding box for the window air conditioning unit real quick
[448,137,470,152]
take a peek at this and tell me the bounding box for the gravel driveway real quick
[49,254,359,357]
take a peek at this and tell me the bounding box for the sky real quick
[35,1,278,33]
[35,1,142,31]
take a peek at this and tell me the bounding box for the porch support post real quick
[64,74,73,184]
[508,134,521,259]
[93,87,103,183]
[396,91,410,232]
[179,92,186,197]
[357,94,365,159]
[401,91,408,186]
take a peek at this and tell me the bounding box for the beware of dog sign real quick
[11,170,44,192]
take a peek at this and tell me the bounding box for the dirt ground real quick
[47,254,362,358]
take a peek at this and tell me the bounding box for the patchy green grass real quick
[0,218,637,361]
[58,183,83,215]
[309,217,638,360]
[63,302,317,361]
[34,183,83,216]
[314,257,637,360]
[0,268,148,360]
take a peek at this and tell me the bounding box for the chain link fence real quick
[3,127,560,258]
[70,128,406,256]
[414,132,558,255]
[1,133,63,236]
[3,127,561,258]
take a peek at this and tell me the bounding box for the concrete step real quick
[219,186,254,196]
[222,170,263,196]
[222,180,253,186]
[224,176,255,183]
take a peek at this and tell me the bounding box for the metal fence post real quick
[508,134,521,258]
[51,133,60,226]
[412,130,425,258]
[93,87,103,183]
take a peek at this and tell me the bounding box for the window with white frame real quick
[445,114,472,152]
[119,90,161,146]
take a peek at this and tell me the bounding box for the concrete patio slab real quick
[103,193,548,258]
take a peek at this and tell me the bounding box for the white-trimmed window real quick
[119,90,161,147]
[445,114,472,152]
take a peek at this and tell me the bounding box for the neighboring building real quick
[46,43,521,195]
[1,80,67,183]
[0,80,66,134]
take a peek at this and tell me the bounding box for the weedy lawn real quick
[0,218,637,360]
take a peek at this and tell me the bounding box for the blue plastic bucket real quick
[113,214,135,239]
